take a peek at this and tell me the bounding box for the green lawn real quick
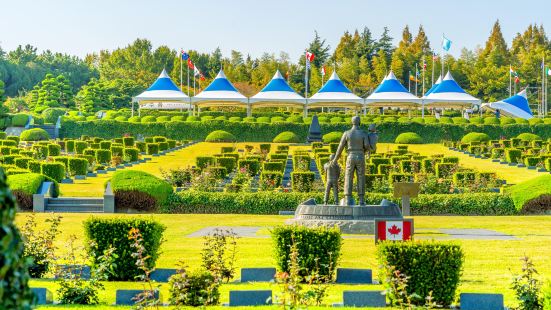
[18,213,551,309]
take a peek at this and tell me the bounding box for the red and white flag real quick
[376,220,413,241]
[187,59,194,70]
[194,66,200,77]
[321,66,326,76]
[305,51,315,62]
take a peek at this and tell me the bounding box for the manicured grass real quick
[17,213,551,308]
[506,174,551,209]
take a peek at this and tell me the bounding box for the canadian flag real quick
[305,51,315,62]
[377,220,412,241]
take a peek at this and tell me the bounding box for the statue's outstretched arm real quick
[333,133,347,162]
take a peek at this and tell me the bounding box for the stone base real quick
[287,201,403,234]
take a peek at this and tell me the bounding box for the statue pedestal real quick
[287,201,403,234]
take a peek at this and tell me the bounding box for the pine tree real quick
[376,27,394,63]
[372,49,389,83]
[306,31,330,68]
[479,20,510,66]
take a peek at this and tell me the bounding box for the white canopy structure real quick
[308,72,363,109]
[422,75,442,98]
[192,70,248,108]
[249,70,305,108]
[482,89,533,119]
[423,71,481,108]
[132,69,191,114]
[365,71,421,107]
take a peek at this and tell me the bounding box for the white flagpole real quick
[422,60,425,95]
[441,34,445,78]
[509,65,512,97]
[304,51,309,100]
[542,56,545,118]
[180,50,182,90]
[415,63,418,97]
[431,54,435,85]
[408,70,411,92]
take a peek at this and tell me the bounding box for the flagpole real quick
[180,50,183,91]
[304,51,309,118]
[509,65,512,97]
[408,70,411,92]
[542,56,545,118]
[431,54,435,85]
[441,34,445,78]
[415,63,418,97]
[422,59,425,95]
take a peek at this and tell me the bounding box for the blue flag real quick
[181,51,189,60]
[442,35,452,52]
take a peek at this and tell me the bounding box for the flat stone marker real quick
[343,290,386,307]
[187,226,262,238]
[150,268,177,282]
[240,267,276,282]
[336,268,373,284]
[439,229,518,240]
[116,289,161,305]
[460,293,504,310]
[32,288,53,304]
[55,264,91,280]
[229,290,272,306]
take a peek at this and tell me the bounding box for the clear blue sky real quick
[1,0,549,60]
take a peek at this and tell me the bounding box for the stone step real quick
[47,198,103,205]
[45,205,103,213]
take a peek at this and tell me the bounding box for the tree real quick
[32,73,74,111]
[372,49,390,83]
[390,26,414,83]
[334,31,355,62]
[305,31,331,68]
[479,20,510,66]
[376,27,394,63]
[0,80,5,103]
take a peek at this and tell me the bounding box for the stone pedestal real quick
[287,199,403,234]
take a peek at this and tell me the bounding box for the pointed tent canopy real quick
[365,71,421,107]
[308,71,363,108]
[133,69,190,109]
[192,69,247,107]
[423,71,481,108]
[423,75,442,98]
[249,70,305,107]
[482,89,533,119]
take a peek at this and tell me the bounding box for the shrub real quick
[435,163,455,178]
[158,142,169,151]
[110,170,173,211]
[524,156,540,167]
[95,149,112,165]
[41,162,65,182]
[259,143,271,153]
[53,156,69,169]
[216,157,237,172]
[394,132,423,144]
[206,166,227,179]
[11,113,30,126]
[167,139,176,148]
[186,116,200,122]
[205,130,236,142]
[272,225,341,279]
[42,108,66,123]
[47,144,61,156]
[75,141,88,154]
[68,158,88,176]
[228,116,241,122]
[273,131,301,143]
[452,171,476,186]
[146,143,159,155]
[517,132,542,141]
[263,161,284,172]
[505,148,522,163]
[291,171,315,192]
[7,172,45,210]
[461,132,491,143]
[157,116,171,122]
[168,269,220,306]
[84,217,165,281]
[14,157,32,170]
[140,115,156,123]
[377,241,464,307]
[260,171,283,189]
[99,141,111,149]
[28,161,41,173]
[20,128,50,141]
[507,174,551,214]
[238,159,260,176]
[123,148,139,162]
[110,145,123,157]
[322,131,342,144]
[66,140,75,153]
[135,141,146,153]
[197,156,216,169]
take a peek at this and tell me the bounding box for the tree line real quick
[0,20,550,113]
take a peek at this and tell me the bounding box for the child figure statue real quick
[323,154,341,205]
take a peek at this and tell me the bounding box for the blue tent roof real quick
[502,91,531,114]
[372,71,409,93]
[318,72,353,93]
[259,70,296,93]
[431,72,466,94]
[482,89,533,119]
[202,70,240,92]
[423,75,442,97]
[146,69,182,92]
[133,69,189,103]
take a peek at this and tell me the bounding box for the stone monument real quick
[307,115,322,142]
[289,117,403,234]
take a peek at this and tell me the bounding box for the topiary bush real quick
[42,108,66,124]
[47,144,61,156]
[461,132,491,144]
[20,128,50,141]
[123,148,139,162]
[505,148,522,163]
[205,130,236,142]
[110,170,173,212]
[394,132,423,144]
[146,143,159,155]
[291,171,315,192]
[41,162,65,182]
[238,159,260,176]
[377,241,463,307]
[68,158,88,176]
[273,131,300,143]
[11,113,30,127]
[216,157,237,173]
[272,225,341,279]
[141,116,156,123]
[95,149,112,165]
[517,132,542,141]
[7,172,45,210]
[123,137,134,147]
[322,131,342,144]
[197,156,216,169]
[84,217,165,281]
[75,141,88,154]
[507,174,551,214]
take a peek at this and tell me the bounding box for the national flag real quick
[305,51,315,62]
[547,67,551,76]
[409,74,415,81]
[442,35,452,52]
[432,53,438,60]
[194,66,200,77]
[509,65,515,74]
[515,76,520,83]
[376,220,413,241]
[200,73,205,81]
[423,60,427,70]
[181,50,189,60]
[187,59,194,70]
[321,66,326,76]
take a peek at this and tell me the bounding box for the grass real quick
[507,174,551,209]
[17,213,551,309]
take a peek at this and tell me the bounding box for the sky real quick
[1,0,550,60]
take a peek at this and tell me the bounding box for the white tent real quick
[422,75,442,98]
[423,71,481,108]
[192,69,248,108]
[249,70,305,108]
[308,72,363,109]
[482,89,533,119]
[132,69,191,114]
[365,71,421,107]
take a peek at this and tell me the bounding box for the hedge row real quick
[162,191,517,215]
[60,119,551,143]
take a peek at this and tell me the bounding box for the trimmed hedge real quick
[273,131,301,143]
[40,162,65,182]
[205,130,236,142]
[517,132,541,141]
[461,132,491,143]
[507,174,551,214]
[95,149,112,165]
[110,170,173,211]
[322,131,342,143]
[84,217,165,281]
[377,241,464,307]
[291,171,315,192]
[394,132,423,144]
[7,172,45,210]
[68,158,88,176]
[123,148,139,162]
[146,143,159,155]
[20,128,50,141]
[272,225,341,279]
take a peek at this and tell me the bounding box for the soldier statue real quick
[323,154,341,204]
[330,116,378,206]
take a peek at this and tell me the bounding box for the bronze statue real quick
[323,154,341,204]
[330,116,377,206]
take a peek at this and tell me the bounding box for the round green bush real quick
[439,117,452,124]
[86,115,97,121]
[20,128,50,141]
[115,116,128,122]
[452,117,468,124]
[411,117,425,124]
[157,116,171,122]
[397,117,411,123]
[461,132,491,143]
[42,108,66,124]
[271,116,286,123]
[171,115,186,122]
[141,116,156,123]
[11,113,30,127]
[242,117,255,123]
[205,130,236,142]
[322,131,343,144]
[186,116,200,122]
[286,115,303,123]
[469,117,483,124]
[483,117,500,125]
[514,118,529,124]
[330,117,344,124]
[128,116,141,122]
[229,116,242,122]
[528,118,543,125]
[500,118,515,125]
[395,132,423,144]
[317,116,329,123]
[517,133,541,141]
[257,116,270,123]
[273,131,301,143]
[215,116,227,121]
[110,170,173,211]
